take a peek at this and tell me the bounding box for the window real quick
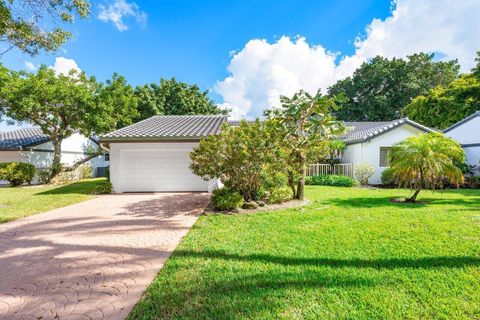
[104,153,110,161]
[379,147,391,167]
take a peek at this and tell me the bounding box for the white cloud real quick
[98,0,147,31]
[216,0,480,119]
[51,57,80,76]
[24,61,37,71]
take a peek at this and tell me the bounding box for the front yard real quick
[130,186,480,319]
[0,178,107,223]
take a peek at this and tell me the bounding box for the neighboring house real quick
[341,118,433,184]
[444,111,480,172]
[100,115,225,193]
[0,128,108,179]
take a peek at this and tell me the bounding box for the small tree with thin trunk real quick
[389,132,465,203]
[265,90,345,200]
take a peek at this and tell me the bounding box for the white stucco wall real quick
[444,115,480,168]
[343,124,427,184]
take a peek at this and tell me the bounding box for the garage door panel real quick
[119,146,208,192]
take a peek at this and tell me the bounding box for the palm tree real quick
[389,132,465,203]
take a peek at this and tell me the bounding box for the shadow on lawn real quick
[324,196,480,210]
[175,249,480,269]
[36,179,103,195]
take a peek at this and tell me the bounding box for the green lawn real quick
[129,186,480,320]
[0,178,106,223]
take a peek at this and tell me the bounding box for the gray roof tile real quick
[0,128,50,150]
[101,115,228,141]
[344,118,433,144]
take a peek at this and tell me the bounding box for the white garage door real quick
[113,143,209,192]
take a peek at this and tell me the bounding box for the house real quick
[443,111,480,171]
[0,128,108,179]
[341,118,433,184]
[100,115,225,193]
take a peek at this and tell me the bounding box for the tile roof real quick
[443,110,480,133]
[101,115,228,141]
[0,128,50,150]
[344,118,433,144]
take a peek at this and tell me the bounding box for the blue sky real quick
[1,0,479,127]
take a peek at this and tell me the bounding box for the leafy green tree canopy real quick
[328,53,460,121]
[134,78,227,122]
[0,64,137,175]
[0,0,90,55]
[265,90,345,200]
[389,133,464,202]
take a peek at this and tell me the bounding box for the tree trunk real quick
[64,153,100,172]
[51,140,62,177]
[406,188,421,203]
[295,164,306,200]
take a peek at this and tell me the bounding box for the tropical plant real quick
[190,120,274,201]
[265,90,345,200]
[328,53,459,121]
[0,0,90,55]
[354,163,376,186]
[389,133,465,202]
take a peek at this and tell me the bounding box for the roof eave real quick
[99,136,208,143]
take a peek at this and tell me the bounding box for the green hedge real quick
[0,162,36,186]
[211,188,244,211]
[305,175,356,187]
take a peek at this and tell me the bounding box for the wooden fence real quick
[307,163,354,178]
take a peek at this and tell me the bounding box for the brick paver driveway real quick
[0,193,210,320]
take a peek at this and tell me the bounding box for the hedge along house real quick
[444,111,480,172]
[0,128,109,182]
[341,118,434,184]
[100,115,226,193]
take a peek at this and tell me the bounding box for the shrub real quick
[36,168,52,184]
[0,162,35,186]
[354,163,375,186]
[49,170,81,185]
[464,176,480,189]
[381,167,396,187]
[94,180,112,194]
[268,186,293,204]
[305,175,356,187]
[79,165,93,179]
[211,188,244,211]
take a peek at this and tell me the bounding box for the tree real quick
[404,74,480,129]
[0,0,90,55]
[473,51,480,79]
[389,133,464,203]
[133,78,227,121]
[328,53,460,121]
[265,90,345,200]
[190,120,275,201]
[92,73,139,132]
[0,65,135,176]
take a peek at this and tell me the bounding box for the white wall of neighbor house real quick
[444,115,480,168]
[109,142,213,193]
[342,124,427,184]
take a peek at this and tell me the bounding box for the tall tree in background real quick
[405,52,480,129]
[328,53,459,121]
[0,0,90,55]
[134,78,227,121]
[0,65,136,176]
[265,90,345,200]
